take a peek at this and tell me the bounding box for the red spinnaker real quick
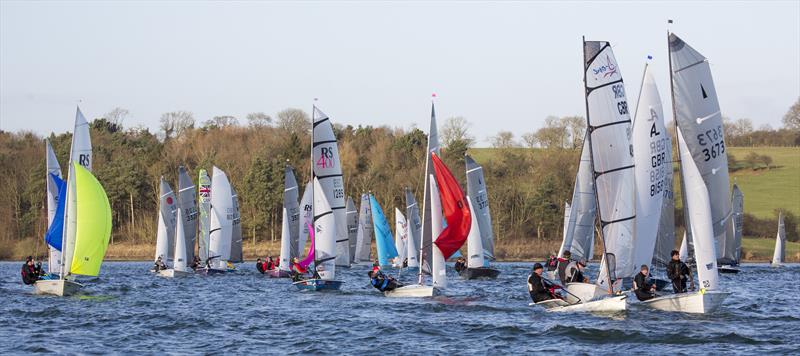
[431,153,471,260]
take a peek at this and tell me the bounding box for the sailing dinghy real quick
[393,208,408,268]
[159,207,193,278]
[642,32,731,314]
[45,139,64,277]
[292,178,344,291]
[459,155,500,279]
[353,193,374,264]
[772,212,786,267]
[370,194,399,268]
[203,166,236,274]
[152,177,177,271]
[37,108,112,296]
[272,165,300,278]
[719,183,743,273]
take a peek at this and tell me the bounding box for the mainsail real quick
[420,103,441,274]
[230,187,243,263]
[177,166,198,264]
[198,169,212,263]
[404,188,421,268]
[669,33,732,261]
[298,181,313,258]
[369,194,399,267]
[724,183,744,265]
[632,63,672,271]
[583,40,637,288]
[394,208,408,267]
[312,177,337,280]
[45,139,63,275]
[772,212,785,266]
[354,193,373,262]
[174,208,189,272]
[465,155,494,264]
[154,177,178,263]
[465,196,483,268]
[279,208,292,271]
[283,165,301,262]
[312,107,349,267]
[70,107,92,171]
[346,196,359,261]
[209,166,234,269]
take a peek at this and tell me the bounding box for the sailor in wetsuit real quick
[633,264,656,301]
[527,263,559,303]
[368,270,401,292]
[564,258,589,284]
[667,250,695,293]
[21,256,39,285]
[454,257,467,273]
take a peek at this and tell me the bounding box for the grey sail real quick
[346,196,359,262]
[229,187,243,263]
[404,187,421,268]
[584,40,637,287]
[726,183,744,264]
[652,181,676,269]
[354,193,373,262]
[284,165,300,259]
[465,155,494,261]
[312,107,349,266]
[420,103,440,274]
[669,33,732,261]
[567,134,597,261]
[177,166,198,264]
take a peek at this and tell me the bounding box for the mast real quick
[581,36,614,294]
[418,96,437,284]
[668,23,692,262]
[311,102,317,271]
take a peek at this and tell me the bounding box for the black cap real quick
[671,250,680,257]
[533,263,544,270]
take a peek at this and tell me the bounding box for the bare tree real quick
[521,132,538,148]
[441,116,475,149]
[561,116,586,148]
[783,97,800,131]
[159,111,195,139]
[203,115,238,129]
[490,131,518,148]
[104,107,130,128]
[246,112,272,128]
[276,108,311,135]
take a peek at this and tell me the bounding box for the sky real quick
[1,1,798,146]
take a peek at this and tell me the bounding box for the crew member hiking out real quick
[667,250,695,293]
[368,270,402,292]
[528,263,559,303]
[633,264,656,301]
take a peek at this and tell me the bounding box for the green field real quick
[727,147,800,219]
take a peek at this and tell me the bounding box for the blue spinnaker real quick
[45,173,66,251]
[369,194,398,266]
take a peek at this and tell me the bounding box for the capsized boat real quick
[459,155,500,280]
[643,32,732,313]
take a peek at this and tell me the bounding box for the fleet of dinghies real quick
[30,27,773,319]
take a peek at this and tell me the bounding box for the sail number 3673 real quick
[697,125,725,162]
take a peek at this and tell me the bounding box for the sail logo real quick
[316,146,335,169]
[166,196,173,205]
[199,185,210,198]
[592,55,618,78]
[78,154,90,168]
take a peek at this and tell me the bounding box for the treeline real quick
[1,103,798,256]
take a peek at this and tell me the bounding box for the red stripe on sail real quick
[431,153,471,260]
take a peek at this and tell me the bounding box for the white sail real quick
[566,136,596,261]
[346,197,359,261]
[465,155,494,263]
[429,175,446,288]
[61,164,78,276]
[679,231,688,262]
[678,128,720,290]
[70,107,92,171]
[404,188,421,268]
[394,208,408,267]
[354,193,373,262]
[45,139,63,275]
[177,166,198,264]
[298,180,313,258]
[154,177,178,262]
[197,169,212,263]
[772,212,785,266]
[584,40,637,285]
[558,201,572,258]
[313,177,337,280]
[632,64,670,271]
[173,208,189,272]
[669,33,732,261]
[209,166,234,269]
[466,196,484,268]
[279,208,292,271]
[420,103,441,274]
[312,107,349,267]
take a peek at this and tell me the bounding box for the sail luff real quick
[420,103,441,275]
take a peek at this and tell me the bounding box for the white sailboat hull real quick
[158,269,193,278]
[34,279,82,297]
[564,282,606,304]
[532,295,627,313]
[384,284,440,298]
[642,290,730,314]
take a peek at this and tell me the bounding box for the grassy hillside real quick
[741,237,800,262]
[727,147,800,219]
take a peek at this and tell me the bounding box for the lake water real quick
[1,262,798,354]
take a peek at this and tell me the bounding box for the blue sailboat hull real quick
[292,279,344,291]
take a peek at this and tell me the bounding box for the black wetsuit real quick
[633,272,655,301]
[527,273,554,303]
[21,264,38,285]
[667,260,691,293]
[454,260,466,273]
[256,262,265,274]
